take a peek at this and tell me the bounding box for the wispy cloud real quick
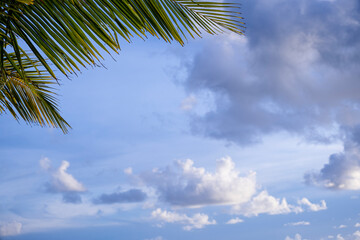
[0,221,22,237]
[226,217,244,225]
[284,221,310,227]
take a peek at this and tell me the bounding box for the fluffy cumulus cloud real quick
[138,157,326,217]
[40,158,86,203]
[305,127,360,190]
[0,221,22,236]
[181,0,360,145]
[151,208,216,231]
[93,189,147,204]
[139,156,257,207]
[231,191,303,216]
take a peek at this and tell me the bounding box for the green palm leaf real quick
[0,0,244,133]
[0,51,70,132]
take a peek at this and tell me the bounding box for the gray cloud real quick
[182,0,360,145]
[93,189,147,204]
[305,126,360,190]
[62,192,82,204]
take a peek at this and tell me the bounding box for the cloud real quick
[180,0,360,145]
[40,158,86,204]
[0,221,22,236]
[151,208,216,231]
[336,234,345,240]
[124,167,133,175]
[226,217,244,224]
[354,231,360,240]
[355,223,360,227]
[42,160,86,193]
[298,198,327,211]
[285,221,310,226]
[181,95,197,111]
[137,156,326,216]
[39,157,51,171]
[144,237,164,240]
[93,189,147,204]
[285,233,303,240]
[62,192,82,204]
[139,156,257,207]
[305,127,360,190]
[231,191,303,217]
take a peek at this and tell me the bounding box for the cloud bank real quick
[181,0,360,145]
[138,157,326,216]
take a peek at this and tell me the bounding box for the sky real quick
[1,0,360,239]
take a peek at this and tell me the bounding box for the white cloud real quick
[338,225,347,229]
[0,221,22,236]
[355,223,360,227]
[285,233,303,240]
[139,156,257,207]
[138,157,326,217]
[336,234,345,240]
[226,217,244,224]
[298,198,327,211]
[42,159,86,193]
[354,231,360,240]
[151,208,216,231]
[285,221,310,226]
[124,167,133,175]
[232,191,302,217]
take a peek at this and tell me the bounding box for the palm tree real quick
[0,0,244,133]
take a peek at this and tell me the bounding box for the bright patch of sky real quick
[2,0,360,239]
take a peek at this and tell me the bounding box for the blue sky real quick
[2,0,360,239]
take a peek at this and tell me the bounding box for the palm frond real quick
[3,0,244,77]
[0,0,244,132]
[0,52,70,133]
